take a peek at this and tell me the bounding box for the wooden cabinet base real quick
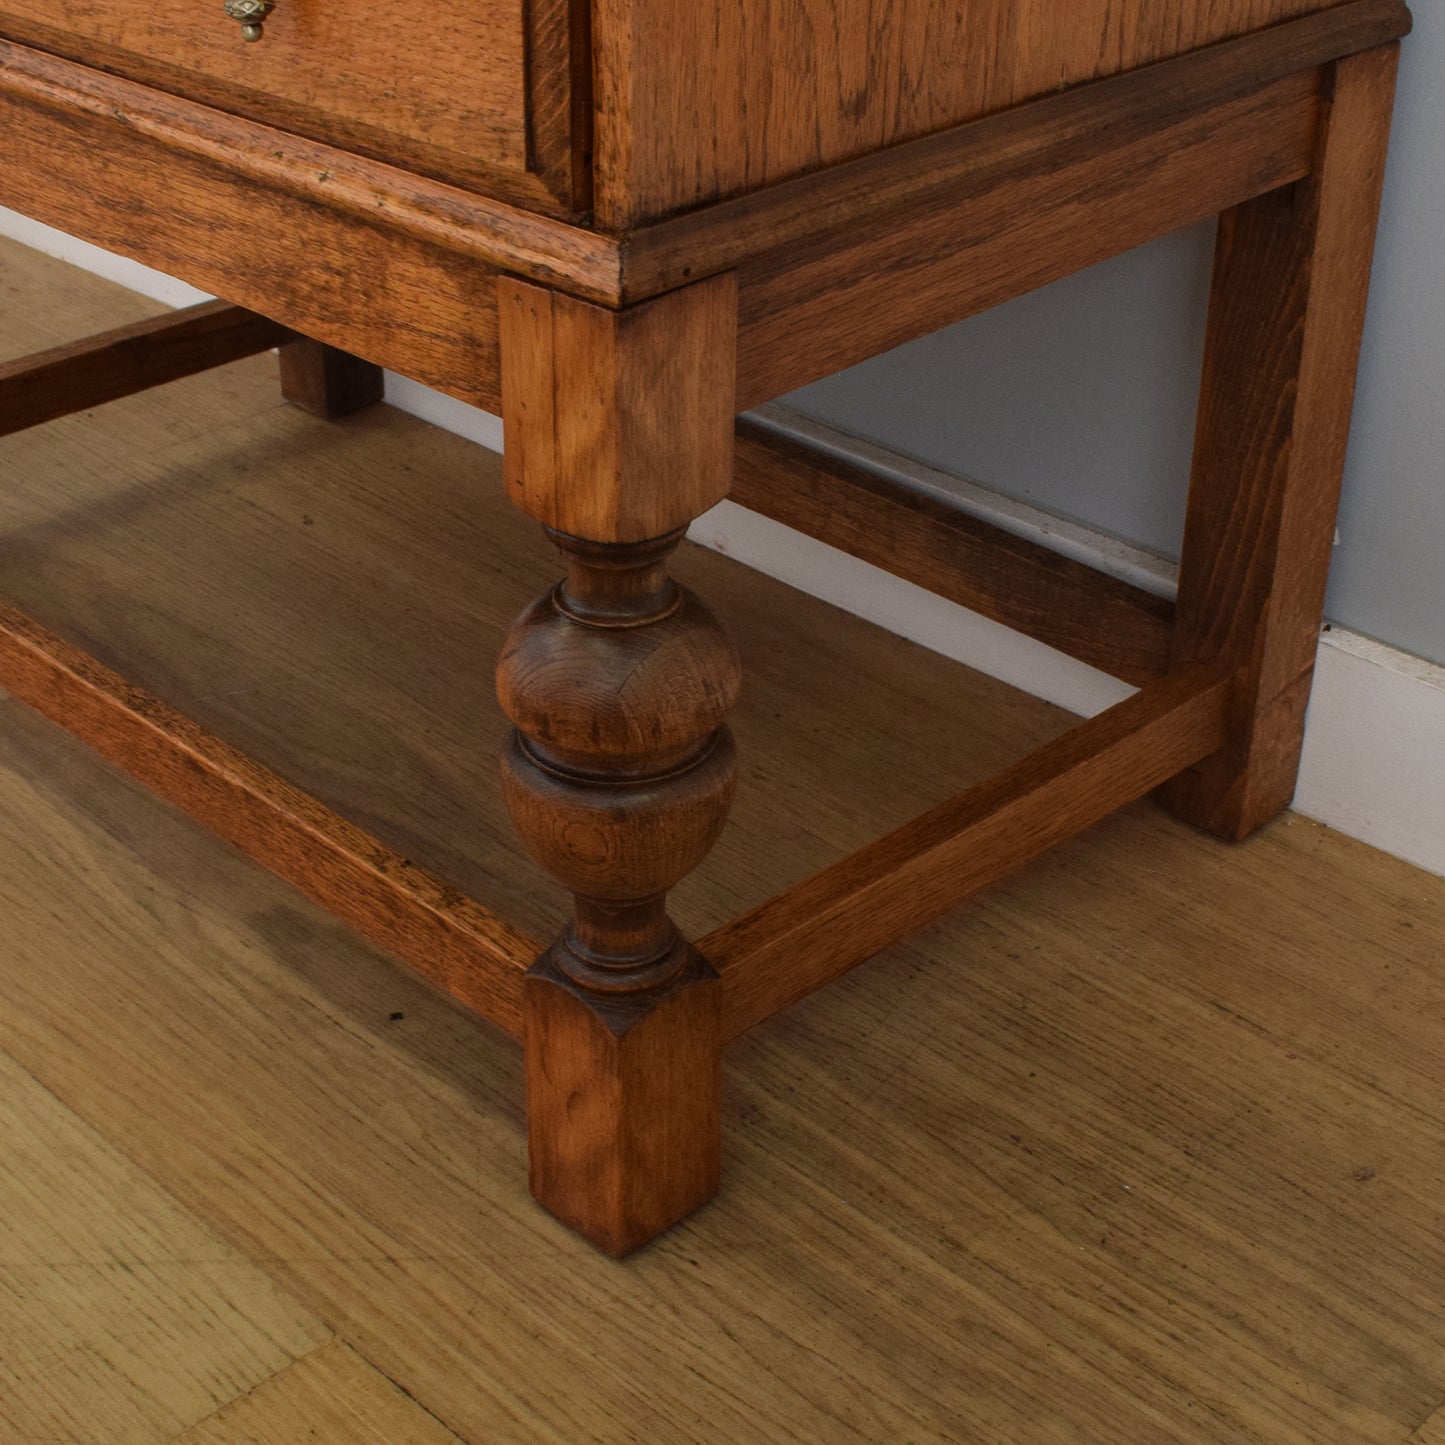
[0,6,1409,1253]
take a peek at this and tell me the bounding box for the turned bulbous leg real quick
[494,269,740,1253]
[497,529,741,1254]
[498,530,740,989]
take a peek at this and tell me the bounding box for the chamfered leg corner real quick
[524,940,723,1257]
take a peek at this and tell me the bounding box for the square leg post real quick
[495,272,740,1255]
[278,339,385,419]
[1159,45,1400,840]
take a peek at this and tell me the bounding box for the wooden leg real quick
[278,339,385,419]
[495,272,739,1255]
[1159,46,1400,841]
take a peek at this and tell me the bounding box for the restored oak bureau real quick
[0,0,1411,1253]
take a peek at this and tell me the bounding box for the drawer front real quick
[0,1,583,211]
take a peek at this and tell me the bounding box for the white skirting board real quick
[6,210,1442,881]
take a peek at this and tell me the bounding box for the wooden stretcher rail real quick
[706,664,1235,1040]
[0,604,535,1037]
[0,301,294,439]
[733,67,1324,405]
[732,420,1176,686]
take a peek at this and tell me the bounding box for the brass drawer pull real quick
[223,0,275,42]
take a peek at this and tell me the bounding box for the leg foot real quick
[1158,669,1313,841]
[278,339,384,419]
[526,945,721,1257]
[1158,47,1400,840]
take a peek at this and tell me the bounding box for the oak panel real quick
[623,2,1408,301]
[594,0,1364,224]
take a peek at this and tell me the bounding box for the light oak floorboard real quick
[0,1048,327,1443]
[2,237,1445,1443]
[174,1339,465,1444]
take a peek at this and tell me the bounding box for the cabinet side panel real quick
[593,0,1348,225]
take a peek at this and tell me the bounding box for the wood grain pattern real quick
[733,66,1322,406]
[0,603,534,1037]
[498,273,741,1249]
[707,665,1233,1039]
[0,0,550,208]
[498,274,738,541]
[1161,45,1401,839]
[526,0,594,209]
[732,419,1175,686]
[1410,1406,1445,1445]
[0,43,617,288]
[277,342,386,421]
[0,300,291,439]
[7,247,1445,1439]
[622,1,1410,298]
[174,1341,465,1444]
[592,0,1401,225]
[0,1047,327,1442]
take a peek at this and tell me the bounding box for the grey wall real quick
[783,10,1445,669]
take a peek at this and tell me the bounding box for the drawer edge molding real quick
[0,39,623,305]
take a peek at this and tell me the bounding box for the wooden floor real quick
[3,236,1445,1444]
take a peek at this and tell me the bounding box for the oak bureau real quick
[0,0,1412,1254]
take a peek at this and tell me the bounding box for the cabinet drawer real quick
[0,0,585,211]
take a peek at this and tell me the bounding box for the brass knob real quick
[223,0,275,41]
